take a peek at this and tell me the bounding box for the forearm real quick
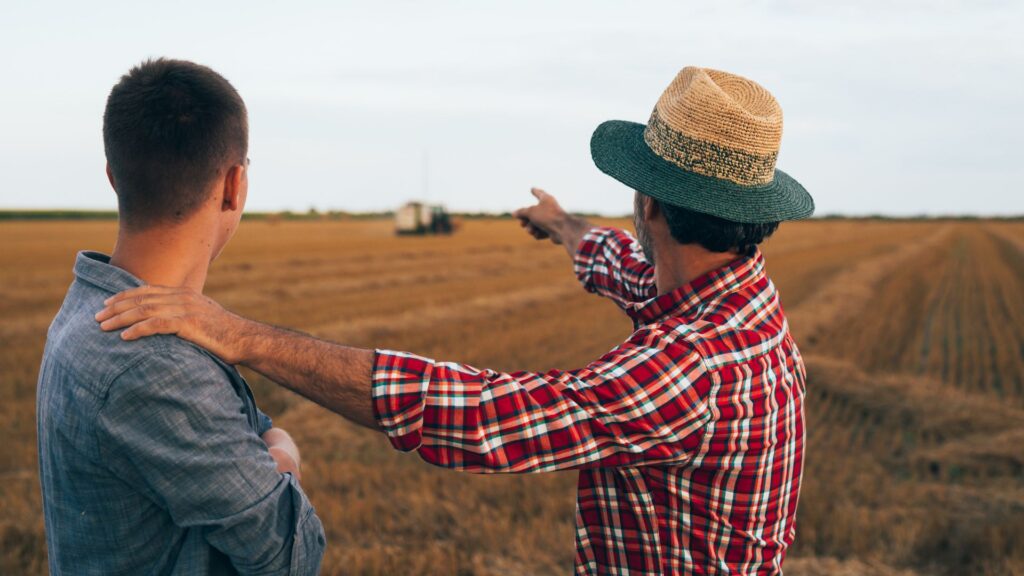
[239,321,379,430]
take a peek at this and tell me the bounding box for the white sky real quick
[1,0,1021,216]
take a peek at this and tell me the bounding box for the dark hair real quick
[103,58,247,230]
[655,198,778,256]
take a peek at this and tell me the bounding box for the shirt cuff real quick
[371,349,435,452]
[572,226,618,292]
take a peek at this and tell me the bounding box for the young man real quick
[99,66,812,574]
[37,59,325,575]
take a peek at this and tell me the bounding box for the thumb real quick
[531,187,548,202]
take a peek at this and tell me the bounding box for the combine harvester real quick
[394,201,455,235]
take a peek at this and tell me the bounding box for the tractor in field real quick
[395,202,454,235]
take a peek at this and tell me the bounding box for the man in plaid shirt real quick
[98,66,814,574]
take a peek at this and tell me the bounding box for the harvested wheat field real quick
[1,217,1022,575]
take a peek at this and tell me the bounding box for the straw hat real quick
[591,67,813,223]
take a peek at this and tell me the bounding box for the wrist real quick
[567,214,591,236]
[555,213,591,252]
[547,212,570,238]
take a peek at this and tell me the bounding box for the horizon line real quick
[1,208,1022,221]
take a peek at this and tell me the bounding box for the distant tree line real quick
[0,210,120,220]
[0,210,1021,222]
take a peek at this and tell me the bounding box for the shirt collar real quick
[625,250,767,324]
[73,251,145,294]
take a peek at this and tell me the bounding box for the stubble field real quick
[1,217,1022,575]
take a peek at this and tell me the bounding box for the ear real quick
[105,164,115,190]
[221,163,245,212]
[643,195,660,222]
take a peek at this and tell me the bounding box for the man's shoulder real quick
[629,321,708,370]
[658,305,789,372]
[42,283,229,398]
[104,337,233,400]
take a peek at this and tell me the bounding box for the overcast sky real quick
[1,0,1021,216]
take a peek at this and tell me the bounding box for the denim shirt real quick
[37,252,325,575]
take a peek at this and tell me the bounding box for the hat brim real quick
[591,120,814,224]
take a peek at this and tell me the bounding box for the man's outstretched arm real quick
[243,325,380,428]
[516,188,656,307]
[95,290,710,473]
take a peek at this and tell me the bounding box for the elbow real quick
[417,443,514,474]
[416,432,555,474]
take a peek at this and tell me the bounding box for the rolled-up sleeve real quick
[371,325,712,473]
[256,409,274,436]
[573,227,657,309]
[97,352,325,575]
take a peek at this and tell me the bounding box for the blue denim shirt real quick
[37,251,325,575]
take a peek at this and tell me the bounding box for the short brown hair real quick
[640,194,779,256]
[103,58,248,230]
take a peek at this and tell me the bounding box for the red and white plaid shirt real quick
[372,227,806,575]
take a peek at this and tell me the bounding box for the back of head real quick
[103,58,247,231]
[634,192,779,258]
[658,200,779,257]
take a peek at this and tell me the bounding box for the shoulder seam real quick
[98,339,219,402]
[101,338,188,387]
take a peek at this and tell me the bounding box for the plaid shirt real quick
[372,227,806,575]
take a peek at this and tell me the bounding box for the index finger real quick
[102,285,180,306]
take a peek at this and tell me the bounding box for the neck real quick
[109,221,216,292]
[652,241,743,296]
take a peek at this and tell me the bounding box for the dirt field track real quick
[1,218,1022,575]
